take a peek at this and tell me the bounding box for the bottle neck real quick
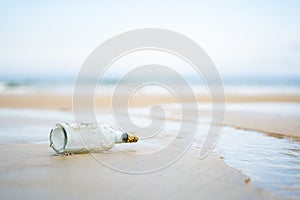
[114,131,128,143]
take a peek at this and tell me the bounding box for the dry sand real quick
[1,93,300,109]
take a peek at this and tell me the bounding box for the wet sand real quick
[224,104,300,138]
[0,93,299,199]
[0,143,277,200]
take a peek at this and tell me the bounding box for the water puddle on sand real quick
[126,111,300,197]
[215,126,300,198]
[122,109,300,198]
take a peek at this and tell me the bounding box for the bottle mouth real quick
[49,124,67,153]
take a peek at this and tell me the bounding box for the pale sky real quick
[0,0,299,79]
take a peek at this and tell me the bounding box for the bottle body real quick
[49,123,138,154]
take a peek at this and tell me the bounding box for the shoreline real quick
[0,93,299,138]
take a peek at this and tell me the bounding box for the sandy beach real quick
[1,93,299,137]
[0,92,299,199]
[0,143,277,200]
[1,1,300,199]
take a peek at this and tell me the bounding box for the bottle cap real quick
[126,132,139,143]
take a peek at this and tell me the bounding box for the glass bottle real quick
[49,123,138,154]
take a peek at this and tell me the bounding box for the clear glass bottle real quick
[49,123,138,154]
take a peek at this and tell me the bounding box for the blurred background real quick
[0,0,299,96]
